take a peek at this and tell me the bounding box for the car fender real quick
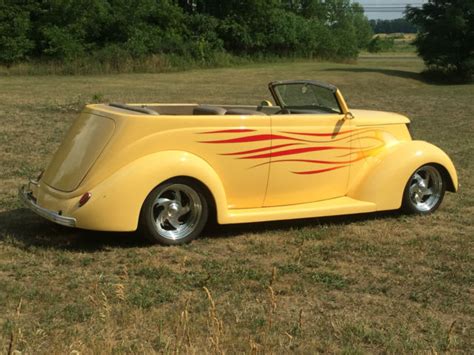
[71,150,228,231]
[348,140,458,211]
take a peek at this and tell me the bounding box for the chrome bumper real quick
[19,185,76,228]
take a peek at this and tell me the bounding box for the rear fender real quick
[71,151,227,231]
[348,141,458,211]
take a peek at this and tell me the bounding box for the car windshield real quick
[272,82,341,114]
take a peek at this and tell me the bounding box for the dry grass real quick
[0,57,473,353]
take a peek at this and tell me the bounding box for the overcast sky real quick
[356,0,428,20]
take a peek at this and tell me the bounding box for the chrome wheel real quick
[407,165,443,212]
[151,184,203,241]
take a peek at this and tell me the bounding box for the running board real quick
[222,197,376,224]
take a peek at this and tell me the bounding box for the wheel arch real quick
[431,163,456,193]
[347,140,458,211]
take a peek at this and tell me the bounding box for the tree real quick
[325,0,359,58]
[351,2,373,49]
[299,0,327,20]
[406,0,474,81]
[0,2,34,66]
[0,0,374,68]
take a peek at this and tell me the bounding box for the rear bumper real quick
[19,185,76,228]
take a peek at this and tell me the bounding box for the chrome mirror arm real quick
[344,111,355,120]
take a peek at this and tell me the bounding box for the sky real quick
[356,0,428,20]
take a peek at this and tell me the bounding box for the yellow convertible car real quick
[20,80,458,245]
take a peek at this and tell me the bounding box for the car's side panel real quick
[225,197,376,224]
[35,139,457,231]
[66,151,228,231]
[60,109,271,209]
[347,140,458,210]
[263,114,352,206]
[347,124,410,200]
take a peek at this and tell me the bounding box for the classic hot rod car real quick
[20,80,458,245]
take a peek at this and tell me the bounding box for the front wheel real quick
[402,164,446,214]
[139,179,209,245]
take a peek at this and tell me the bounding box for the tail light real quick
[79,192,92,207]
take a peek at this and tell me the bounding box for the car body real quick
[20,80,458,244]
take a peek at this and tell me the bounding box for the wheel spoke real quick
[422,188,433,197]
[174,189,182,204]
[168,217,181,229]
[156,212,167,226]
[409,183,418,198]
[177,205,191,218]
[413,173,423,184]
[156,198,172,207]
[423,174,431,188]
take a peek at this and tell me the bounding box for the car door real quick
[263,113,352,206]
[192,113,271,209]
[262,80,353,207]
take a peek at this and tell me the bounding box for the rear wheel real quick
[140,179,209,245]
[402,164,446,214]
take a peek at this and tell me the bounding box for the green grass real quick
[0,57,473,353]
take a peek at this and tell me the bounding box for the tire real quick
[139,178,209,245]
[402,164,446,214]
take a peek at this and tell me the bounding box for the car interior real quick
[106,80,341,116]
[107,103,281,116]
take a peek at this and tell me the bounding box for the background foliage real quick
[369,19,417,34]
[406,0,474,82]
[0,0,373,69]
[367,35,395,53]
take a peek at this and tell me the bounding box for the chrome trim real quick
[19,186,76,227]
[407,166,443,212]
[151,183,203,241]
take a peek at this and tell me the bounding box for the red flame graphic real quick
[198,128,384,175]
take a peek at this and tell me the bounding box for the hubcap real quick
[151,184,202,240]
[408,166,443,212]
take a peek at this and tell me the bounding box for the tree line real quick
[0,0,373,67]
[369,19,417,34]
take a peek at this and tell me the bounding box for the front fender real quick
[348,141,458,211]
[70,150,227,231]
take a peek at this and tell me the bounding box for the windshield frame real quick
[269,80,343,114]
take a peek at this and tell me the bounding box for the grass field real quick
[1,57,473,353]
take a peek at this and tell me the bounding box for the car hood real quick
[351,109,410,126]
